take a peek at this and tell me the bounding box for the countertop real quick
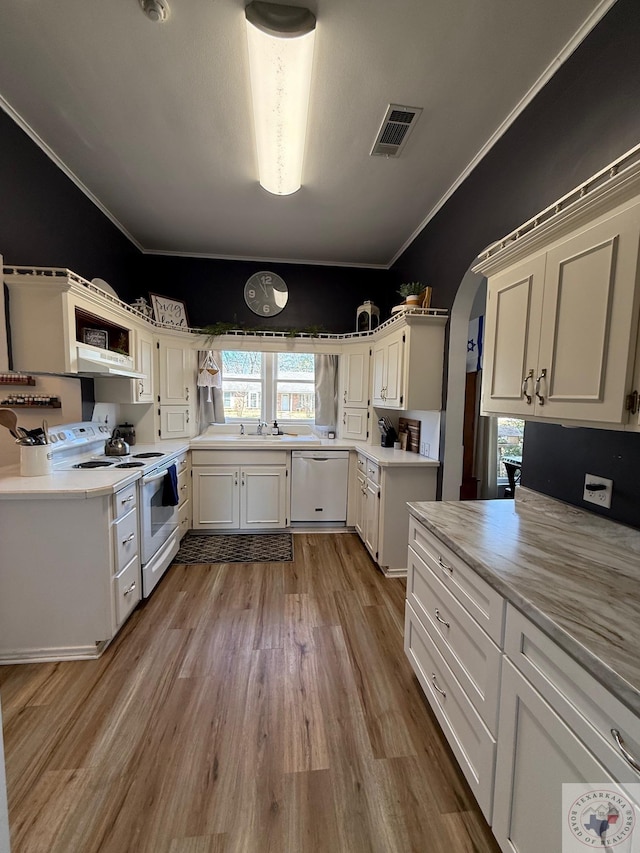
[407,488,640,715]
[190,434,439,467]
[0,440,189,499]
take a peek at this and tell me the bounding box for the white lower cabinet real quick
[405,516,640,852]
[193,462,288,530]
[493,606,640,853]
[355,453,438,574]
[404,520,504,821]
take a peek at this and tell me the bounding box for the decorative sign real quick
[149,294,190,328]
[82,328,109,349]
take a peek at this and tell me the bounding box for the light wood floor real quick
[0,533,500,853]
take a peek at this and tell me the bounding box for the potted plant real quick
[397,282,424,306]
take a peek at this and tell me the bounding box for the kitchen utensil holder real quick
[20,444,53,476]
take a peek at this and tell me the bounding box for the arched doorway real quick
[441,265,486,501]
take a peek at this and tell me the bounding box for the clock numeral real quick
[247,288,256,298]
[260,275,272,285]
[262,305,271,314]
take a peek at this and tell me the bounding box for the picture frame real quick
[149,293,190,328]
[82,328,109,349]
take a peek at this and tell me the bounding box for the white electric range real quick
[49,421,187,598]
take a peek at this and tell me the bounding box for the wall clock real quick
[244,271,288,317]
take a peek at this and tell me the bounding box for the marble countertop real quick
[0,440,189,499]
[407,488,640,715]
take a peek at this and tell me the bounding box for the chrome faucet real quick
[240,423,245,435]
[256,421,268,435]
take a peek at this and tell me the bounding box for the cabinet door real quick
[136,331,154,403]
[383,330,405,408]
[342,346,369,408]
[241,466,288,529]
[158,340,192,405]
[193,467,240,529]
[160,406,191,438]
[342,408,368,441]
[493,659,617,853]
[536,208,640,423]
[482,254,546,417]
[371,344,386,407]
[364,479,380,559]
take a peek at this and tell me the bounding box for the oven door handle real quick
[142,470,168,485]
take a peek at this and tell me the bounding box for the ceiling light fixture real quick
[245,1,316,196]
[140,0,169,23]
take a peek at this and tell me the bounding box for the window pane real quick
[276,383,315,420]
[221,351,263,419]
[276,353,315,420]
[277,352,314,380]
[497,418,524,480]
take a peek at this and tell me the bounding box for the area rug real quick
[173,532,294,563]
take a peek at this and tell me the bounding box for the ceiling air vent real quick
[370,104,423,157]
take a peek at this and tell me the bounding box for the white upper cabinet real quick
[341,344,369,408]
[372,318,446,411]
[475,151,640,429]
[135,330,154,403]
[158,338,194,405]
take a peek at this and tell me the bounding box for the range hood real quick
[76,345,146,379]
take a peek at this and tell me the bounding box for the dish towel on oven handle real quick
[162,464,179,506]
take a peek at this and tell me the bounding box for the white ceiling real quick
[0,0,614,268]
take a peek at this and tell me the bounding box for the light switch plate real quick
[583,474,613,509]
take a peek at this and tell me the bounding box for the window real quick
[221,350,315,423]
[496,417,524,481]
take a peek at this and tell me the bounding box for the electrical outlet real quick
[420,441,430,457]
[583,474,613,509]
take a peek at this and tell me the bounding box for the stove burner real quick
[116,462,145,468]
[133,452,164,458]
[73,460,115,469]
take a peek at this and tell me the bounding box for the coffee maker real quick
[378,417,398,448]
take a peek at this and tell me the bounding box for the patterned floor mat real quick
[173,532,294,563]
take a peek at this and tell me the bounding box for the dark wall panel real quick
[521,423,640,528]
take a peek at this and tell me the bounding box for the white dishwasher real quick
[290,450,350,522]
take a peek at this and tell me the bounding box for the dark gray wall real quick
[390,0,640,526]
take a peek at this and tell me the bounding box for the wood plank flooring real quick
[0,533,501,853]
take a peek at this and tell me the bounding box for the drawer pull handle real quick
[438,556,453,573]
[180,484,187,491]
[521,368,534,404]
[123,581,137,597]
[121,495,134,504]
[434,609,450,629]
[431,674,446,699]
[122,533,135,545]
[535,368,546,406]
[611,729,640,773]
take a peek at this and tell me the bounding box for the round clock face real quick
[244,271,288,317]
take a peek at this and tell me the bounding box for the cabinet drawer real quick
[408,515,504,645]
[365,460,380,485]
[405,602,496,820]
[407,545,502,734]
[174,451,189,472]
[114,554,141,626]
[179,498,191,538]
[504,605,640,780]
[356,453,367,472]
[178,468,190,505]
[113,483,137,520]
[113,508,138,573]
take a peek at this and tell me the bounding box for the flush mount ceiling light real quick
[245,1,316,196]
